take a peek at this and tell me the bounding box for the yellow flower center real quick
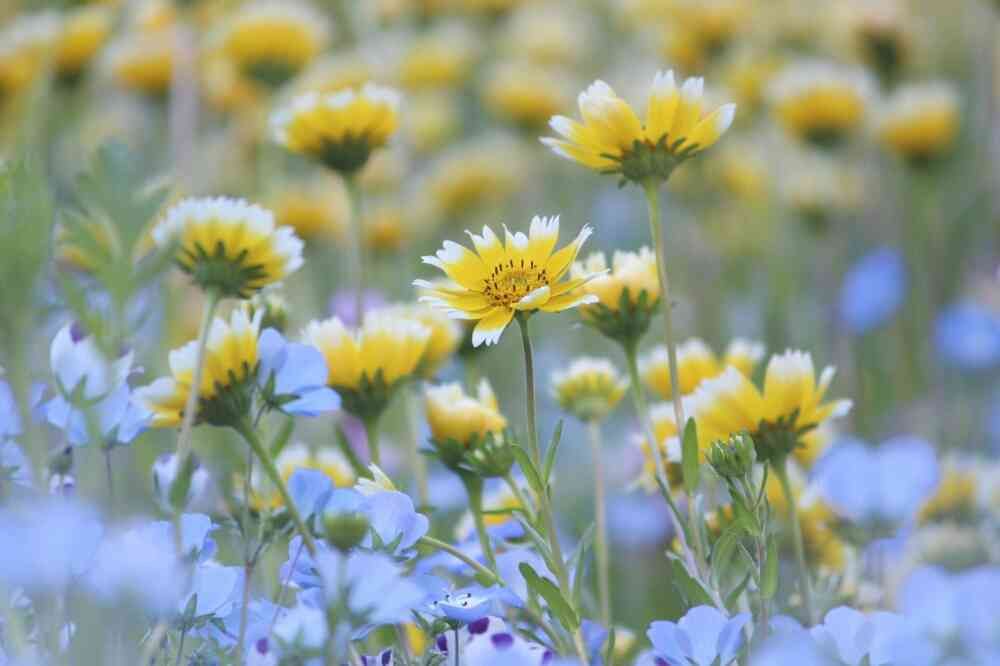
[483,258,549,307]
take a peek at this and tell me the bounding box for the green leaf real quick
[761,535,779,600]
[731,499,762,537]
[510,445,544,499]
[519,563,580,631]
[269,417,295,457]
[725,570,753,610]
[542,419,564,487]
[681,417,700,495]
[666,554,714,607]
[710,524,743,587]
[568,522,595,608]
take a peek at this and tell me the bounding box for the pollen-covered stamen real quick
[481,257,549,307]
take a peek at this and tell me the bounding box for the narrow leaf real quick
[681,417,700,494]
[519,563,580,631]
[542,419,564,487]
[510,445,544,499]
[761,535,779,600]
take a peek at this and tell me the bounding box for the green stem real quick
[404,383,429,506]
[419,536,501,585]
[515,314,590,666]
[236,419,318,558]
[174,627,187,666]
[176,288,221,463]
[461,473,498,573]
[335,422,370,479]
[364,417,380,467]
[503,472,534,519]
[774,458,815,624]
[346,175,366,324]
[586,420,611,628]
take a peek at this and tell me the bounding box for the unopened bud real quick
[707,432,757,480]
[324,512,370,553]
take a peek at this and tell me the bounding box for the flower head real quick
[270,177,350,241]
[426,380,506,446]
[416,216,598,346]
[768,60,873,147]
[54,6,113,80]
[154,197,304,298]
[542,71,736,184]
[648,606,750,666]
[838,247,907,335]
[272,84,401,173]
[256,329,340,417]
[105,29,175,97]
[875,82,960,165]
[220,0,329,87]
[136,309,263,428]
[482,62,573,130]
[572,247,660,344]
[551,357,628,423]
[641,338,764,400]
[378,303,463,378]
[688,350,851,464]
[304,312,430,421]
[0,12,59,99]
[247,444,354,511]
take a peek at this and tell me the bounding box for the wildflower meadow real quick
[2,0,1000,664]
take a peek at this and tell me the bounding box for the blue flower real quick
[0,378,22,439]
[49,323,132,400]
[45,382,150,447]
[934,302,1000,371]
[273,602,327,652]
[360,648,394,665]
[750,627,831,666]
[288,468,337,519]
[809,607,902,666]
[647,606,750,666]
[838,247,907,334]
[314,549,428,631]
[183,561,243,619]
[1,440,33,489]
[429,588,501,624]
[495,548,555,608]
[257,328,340,417]
[814,436,939,530]
[362,490,429,556]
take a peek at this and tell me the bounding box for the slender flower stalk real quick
[515,314,590,666]
[419,536,501,585]
[404,384,429,505]
[345,175,366,323]
[586,420,611,627]
[773,457,815,624]
[235,418,318,557]
[364,417,380,466]
[460,473,498,573]
[175,289,221,465]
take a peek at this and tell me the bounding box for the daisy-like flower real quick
[571,247,660,345]
[424,135,526,218]
[153,197,304,299]
[246,443,354,511]
[918,465,978,526]
[135,309,263,428]
[0,12,60,98]
[271,84,401,174]
[104,29,175,97]
[54,6,113,81]
[768,60,874,147]
[220,0,329,88]
[634,402,682,492]
[380,303,462,377]
[551,357,628,423]
[641,337,764,400]
[425,380,506,446]
[687,350,852,465]
[541,71,736,184]
[875,82,960,166]
[270,177,350,241]
[482,61,573,130]
[397,22,477,91]
[416,216,599,347]
[303,312,430,422]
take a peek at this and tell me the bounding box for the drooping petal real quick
[471,308,515,347]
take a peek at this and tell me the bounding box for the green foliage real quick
[519,562,580,631]
[681,417,700,495]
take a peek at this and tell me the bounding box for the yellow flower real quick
[153,197,304,298]
[800,501,847,573]
[457,480,523,539]
[304,312,430,420]
[295,53,373,96]
[407,91,461,153]
[397,22,476,90]
[424,135,525,217]
[270,178,350,241]
[271,84,401,173]
[425,379,506,447]
[54,6,113,78]
[768,60,873,146]
[875,82,960,164]
[106,30,175,97]
[415,216,599,346]
[247,443,354,510]
[0,12,60,98]
[687,350,851,463]
[363,204,407,254]
[918,467,978,525]
[136,309,263,428]
[844,0,911,78]
[778,148,862,229]
[572,247,659,342]
[498,4,590,67]
[380,303,462,377]
[482,62,573,129]
[220,0,329,87]
[542,71,736,183]
[635,402,683,492]
[551,357,628,423]
[641,338,763,400]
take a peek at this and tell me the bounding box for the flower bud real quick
[707,432,757,480]
[324,512,370,553]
